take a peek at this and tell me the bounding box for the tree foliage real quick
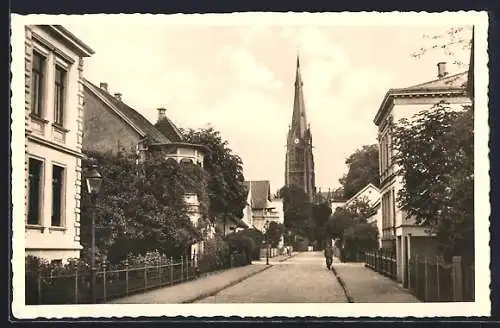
[311,202,333,249]
[279,185,313,238]
[393,102,474,260]
[325,199,379,259]
[339,144,380,199]
[80,151,208,263]
[265,221,286,248]
[181,127,248,223]
[411,26,473,67]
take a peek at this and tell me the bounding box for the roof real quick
[374,70,470,125]
[84,79,172,144]
[345,183,380,206]
[154,117,183,142]
[245,180,272,209]
[43,25,95,57]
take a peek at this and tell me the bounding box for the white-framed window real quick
[27,157,44,225]
[51,164,66,227]
[31,51,46,117]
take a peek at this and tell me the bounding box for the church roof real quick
[245,180,272,209]
[290,55,309,139]
[84,79,175,144]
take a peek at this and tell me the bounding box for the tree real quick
[325,199,378,261]
[181,127,248,226]
[311,202,332,249]
[411,26,473,67]
[392,102,474,261]
[279,185,314,239]
[80,151,208,263]
[265,221,286,248]
[339,144,380,199]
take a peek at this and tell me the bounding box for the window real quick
[28,158,43,225]
[54,66,66,126]
[31,52,45,117]
[51,165,64,227]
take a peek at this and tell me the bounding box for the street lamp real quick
[85,165,102,304]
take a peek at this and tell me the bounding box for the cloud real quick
[216,45,283,90]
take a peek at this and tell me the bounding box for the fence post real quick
[424,255,429,302]
[102,261,107,303]
[125,259,129,296]
[144,262,148,289]
[75,269,79,304]
[158,260,161,285]
[170,257,174,285]
[452,256,463,302]
[436,256,440,301]
[415,254,419,298]
[186,255,189,281]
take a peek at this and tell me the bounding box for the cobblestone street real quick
[194,252,348,303]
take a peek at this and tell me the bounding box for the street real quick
[194,251,348,303]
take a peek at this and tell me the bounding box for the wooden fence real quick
[364,250,475,302]
[26,252,248,305]
[408,254,474,302]
[364,249,397,280]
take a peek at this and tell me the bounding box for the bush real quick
[225,233,254,264]
[231,228,263,260]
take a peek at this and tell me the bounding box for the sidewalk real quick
[253,252,296,264]
[108,264,271,304]
[332,262,420,303]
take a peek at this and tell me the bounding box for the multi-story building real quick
[373,61,472,285]
[25,25,94,263]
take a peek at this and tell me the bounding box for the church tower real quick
[285,55,316,201]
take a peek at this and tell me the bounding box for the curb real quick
[331,265,354,303]
[278,253,296,262]
[182,265,273,303]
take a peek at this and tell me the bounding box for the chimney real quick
[99,82,108,92]
[437,62,448,78]
[157,108,166,121]
[114,93,122,101]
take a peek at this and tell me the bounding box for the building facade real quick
[373,62,472,285]
[25,25,94,263]
[82,81,209,254]
[284,56,316,202]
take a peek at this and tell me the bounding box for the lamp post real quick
[264,221,270,265]
[85,164,102,304]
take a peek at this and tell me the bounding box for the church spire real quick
[291,53,308,139]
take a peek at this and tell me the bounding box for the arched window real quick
[165,157,178,166]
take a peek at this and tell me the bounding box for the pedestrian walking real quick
[324,244,334,270]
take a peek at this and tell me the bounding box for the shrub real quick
[225,233,254,263]
[231,228,263,260]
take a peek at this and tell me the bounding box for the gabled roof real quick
[345,183,380,207]
[245,180,272,209]
[84,79,172,144]
[374,71,470,125]
[403,71,469,91]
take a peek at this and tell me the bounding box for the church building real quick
[284,55,316,201]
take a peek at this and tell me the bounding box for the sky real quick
[65,17,471,194]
